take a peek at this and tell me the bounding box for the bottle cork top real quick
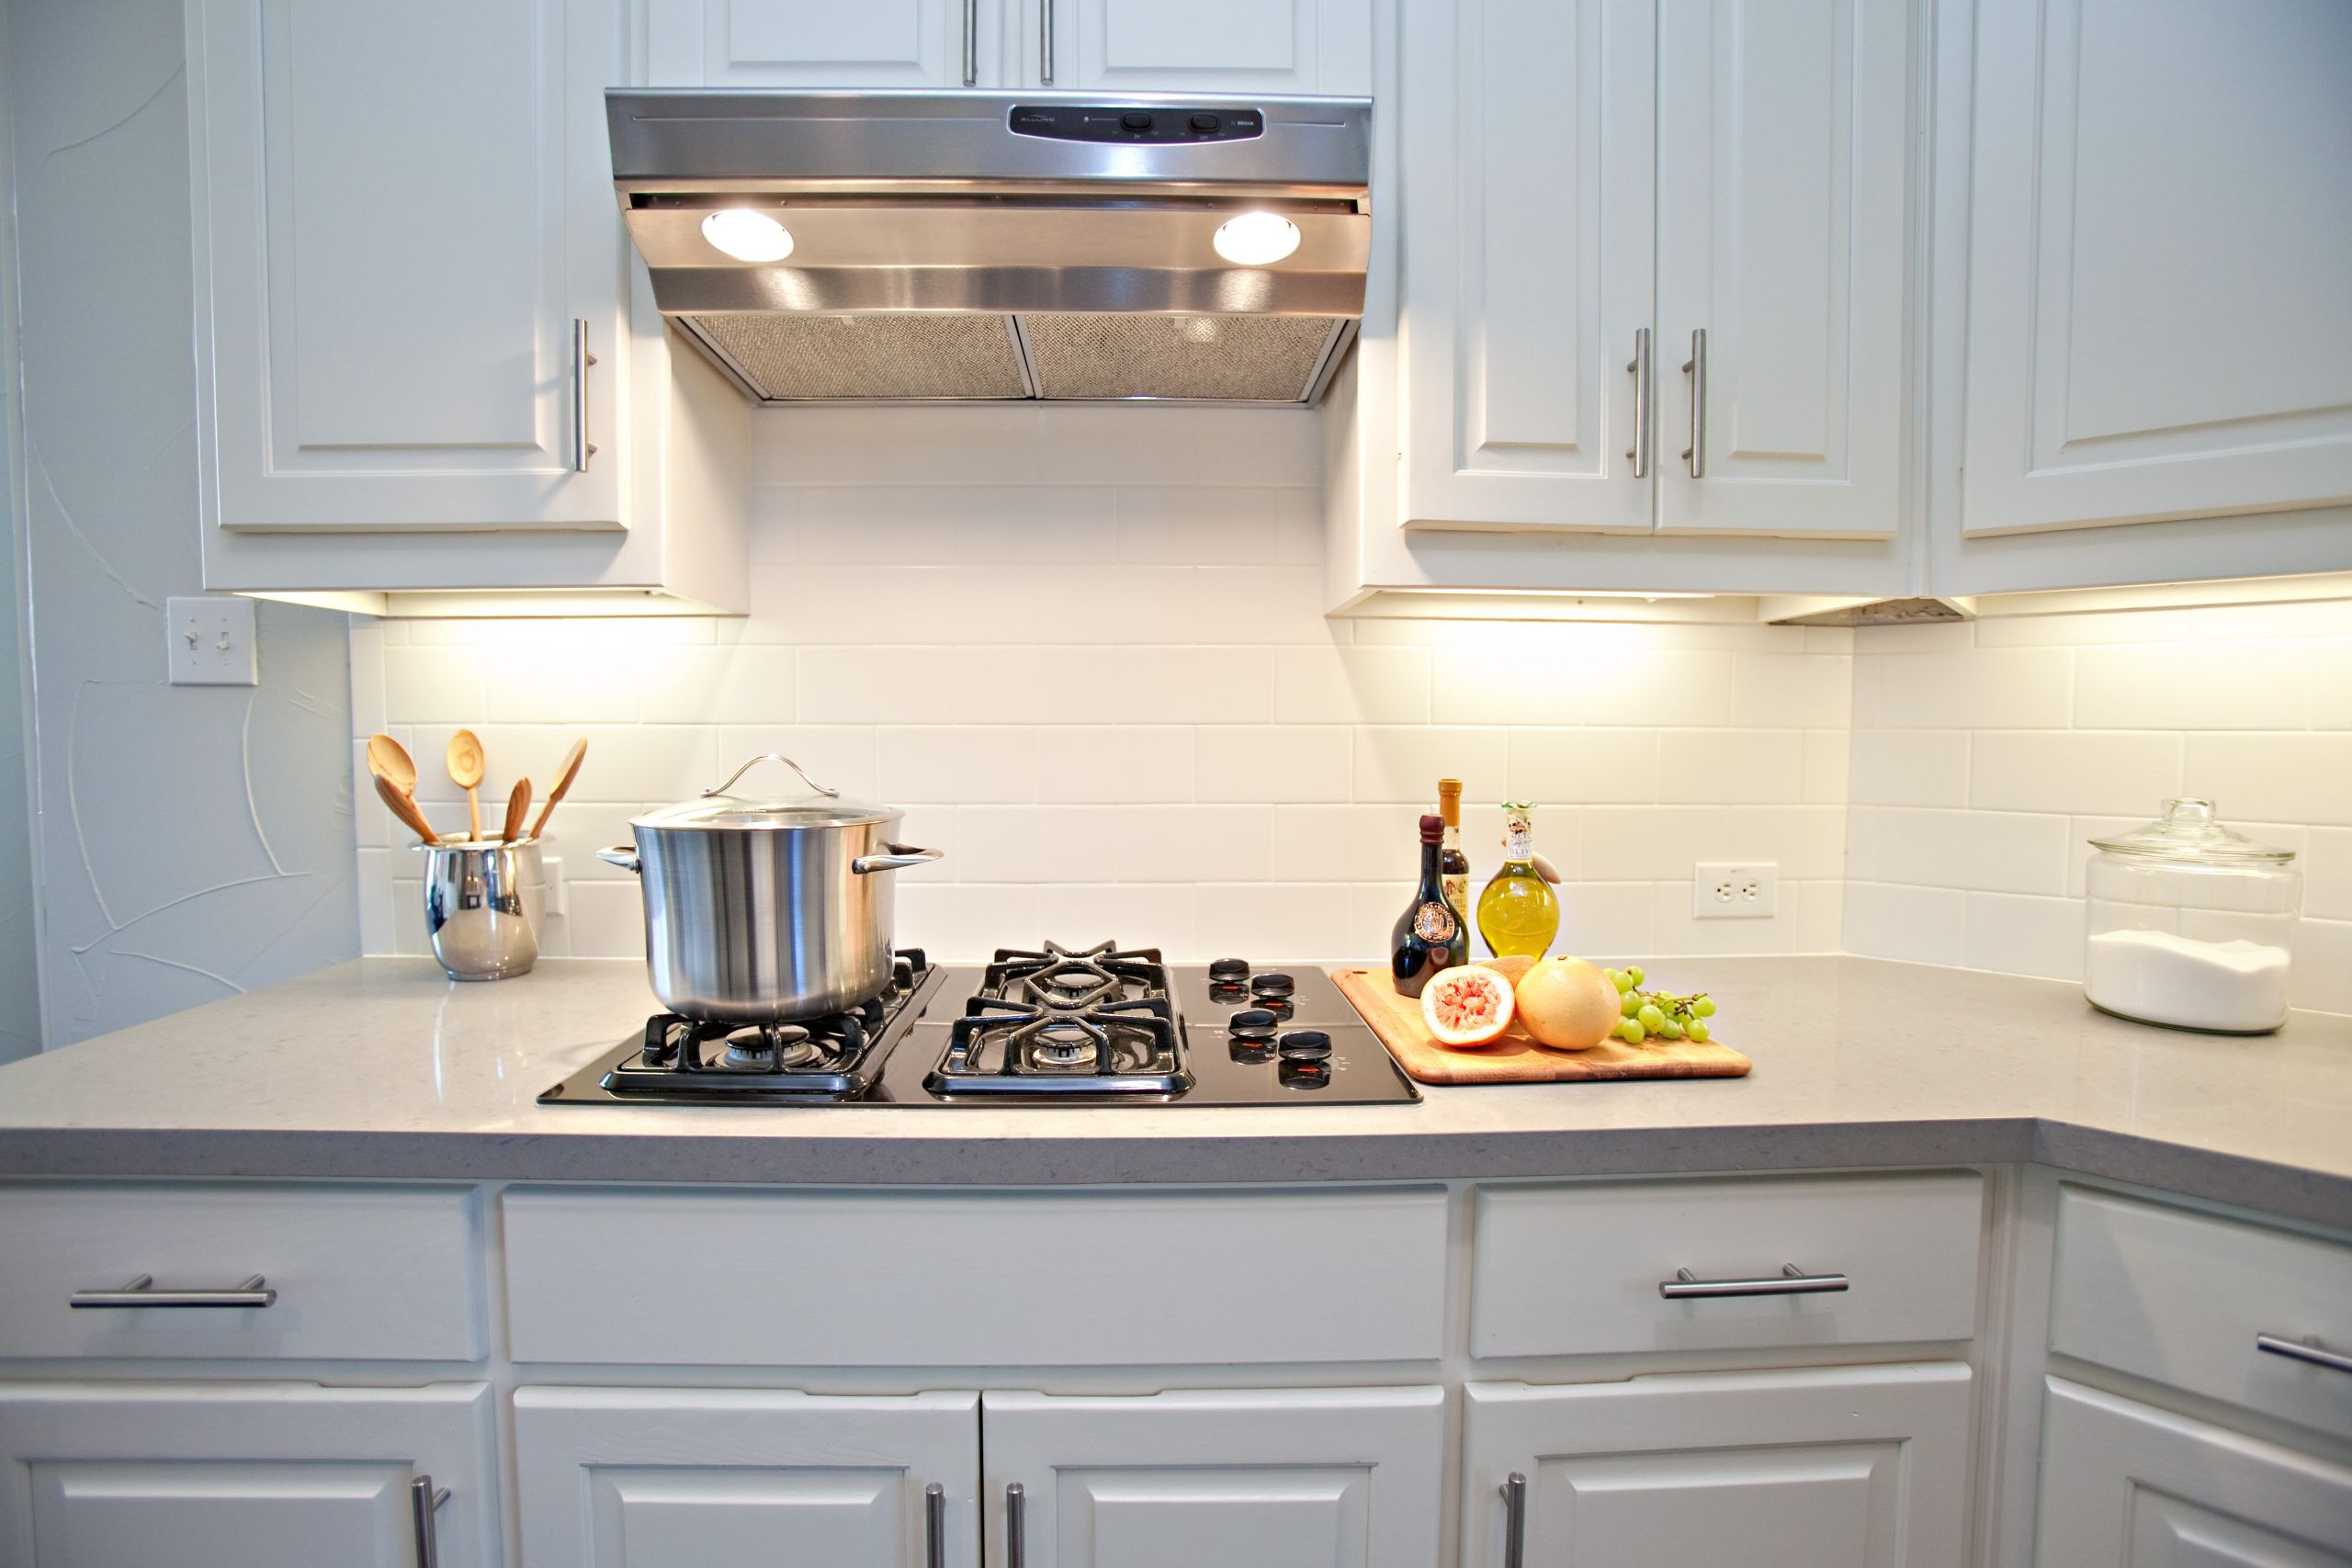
[1419,813,1444,845]
[1437,778,1463,825]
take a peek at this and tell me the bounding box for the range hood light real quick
[701,209,794,263]
[1213,212,1302,265]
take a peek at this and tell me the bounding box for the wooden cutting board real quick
[1333,967,1752,1086]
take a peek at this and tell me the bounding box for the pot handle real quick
[703,753,841,800]
[852,843,944,875]
[597,845,642,874]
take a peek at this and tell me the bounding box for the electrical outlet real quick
[1693,861,1779,919]
[166,595,258,686]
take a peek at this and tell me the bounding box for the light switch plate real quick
[166,595,258,686]
[1692,862,1779,919]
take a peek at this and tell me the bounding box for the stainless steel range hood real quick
[606,90,1372,405]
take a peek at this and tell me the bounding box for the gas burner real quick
[929,944,1191,1096]
[721,1023,821,1071]
[984,940,1168,1011]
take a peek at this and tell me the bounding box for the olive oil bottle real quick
[1476,801,1560,959]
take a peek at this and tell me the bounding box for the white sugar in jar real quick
[2083,800,2301,1035]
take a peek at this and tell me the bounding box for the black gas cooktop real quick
[539,941,1419,1108]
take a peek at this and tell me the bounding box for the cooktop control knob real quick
[1279,1059,1331,1090]
[1208,957,1250,981]
[1249,971,1295,999]
[1227,1008,1279,1043]
[1276,1030,1332,1062]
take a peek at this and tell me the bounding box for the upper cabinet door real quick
[1961,0,2352,537]
[1653,0,1910,536]
[1024,0,1372,94]
[0,1382,500,1568]
[982,1387,1443,1568]
[1398,0,1657,533]
[515,1388,981,1568]
[647,0,996,87]
[186,0,624,532]
[1462,1367,1972,1568]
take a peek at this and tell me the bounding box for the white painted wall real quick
[1844,603,2352,1014]
[0,1,38,1064]
[7,0,357,1047]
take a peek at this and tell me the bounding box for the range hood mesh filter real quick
[1020,313,1343,402]
[687,313,1030,400]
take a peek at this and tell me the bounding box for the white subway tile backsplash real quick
[879,727,1039,803]
[2290,919,2352,1013]
[639,645,797,727]
[2183,733,2352,828]
[1270,644,1431,725]
[1872,647,2075,729]
[1114,486,1320,565]
[1555,881,1657,959]
[1657,729,1803,804]
[2304,829,2352,921]
[1803,730,1851,804]
[1730,654,1854,729]
[1579,807,1730,882]
[1726,806,1848,881]
[1109,647,1274,724]
[1110,806,1273,883]
[1842,882,1967,965]
[1849,730,1971,807]
[383,648,489,723]
[1049,725,1196,803]
[1353,727,1510,804]
[1197,726,1348,804]
[712,726,876,800]
[1968,731,2183,816]
[2074,641,2312,729]
[1510,728,1660,805]
[1962,892,2086,982]
[2312,641,2352,728]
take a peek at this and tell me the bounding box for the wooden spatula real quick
[527,738,587,841]
[375,774,440,847]
[446,729,486,840]
[501,778,533,845]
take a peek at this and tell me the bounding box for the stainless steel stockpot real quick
[599,754,943,1023]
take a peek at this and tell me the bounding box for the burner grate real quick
[928,940,1191,1096]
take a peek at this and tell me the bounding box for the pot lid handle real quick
[702,753,842,800]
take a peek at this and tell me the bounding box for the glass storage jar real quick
[2083,799,2301,1034]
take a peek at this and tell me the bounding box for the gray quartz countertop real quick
[0,956,2346,1227]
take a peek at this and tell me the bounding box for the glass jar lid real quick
[2088,798,2295,864]
[635,753,898,831]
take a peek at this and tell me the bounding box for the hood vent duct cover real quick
[610,91,1373,406]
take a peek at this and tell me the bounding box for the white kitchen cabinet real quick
[1959,0,2352,541]
[1462,1365,1972,1568]
[186,0,750,612]
[0,1382,499,1568]
[981,1387,1444,1568]
[515,1387,981,1568]
[1017,0,1373,95]
[2035,1379,2352,1567]
[647,0,1001,87]
[1653,0,1910,536]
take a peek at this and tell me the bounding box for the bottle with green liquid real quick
[1476,801,1561,959]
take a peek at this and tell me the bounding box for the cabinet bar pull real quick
[1006,1481,1026,1568]
[410,1476,449,1568]
[1679,327,1706,478]
[1625,327,1652,478]
[1039,0,1055,85]
[571,318,598,472]
[1659,1263,1849,1299]
[69,1273,276,1309]
[2256,1334,2352,1375]
[960,0,978,85]
[1499,1472,1526,1568]
[925,1483,946,1568]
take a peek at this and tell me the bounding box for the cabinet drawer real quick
[503,1185,1448,1366]
[0,1183,486,1361]
[1470,1173,1984,1358]
[2050,1186,2352,1441]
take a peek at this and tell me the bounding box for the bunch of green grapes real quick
[1600,965,1717,1045]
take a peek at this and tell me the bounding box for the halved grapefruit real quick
[1421,965,1515,1046]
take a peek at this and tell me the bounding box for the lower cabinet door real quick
[1462,1364,1972,1567]
[2036,1378,2352,1566]
[514,1387,980,1567]
[980,1386,1443,1568]
[0,1381,498,1568]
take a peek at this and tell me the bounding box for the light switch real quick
[166,595,258,686]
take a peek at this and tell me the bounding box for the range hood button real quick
[1120,111,1154,130]
[1191,113,1220,131]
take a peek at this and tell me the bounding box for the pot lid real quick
[635,754,898,831]
[2088,798,2295,864]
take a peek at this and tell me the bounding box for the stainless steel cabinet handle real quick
[2257,1334,2352,1375]
[1006,1482,1026,1568]
[925,1483,946,1568]
[1499,1472,1526,1568]
[1625,327,1652,478]
[571,318,598,472]
[961,0,978,85]
[1039,0,1055,85]
[69,1273,276,1309]
[1679,327,1705,478]
[410,1476,449,1568]
[1659,1263,1849,1299]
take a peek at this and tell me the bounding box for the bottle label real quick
[1505,825,1532,862]
[1442,872,1468,912]
[1412,901,1458,943]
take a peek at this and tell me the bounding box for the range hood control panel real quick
[1010,104,1264,143]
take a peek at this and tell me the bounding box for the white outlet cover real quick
[1692,861,1780,919]
[166,595,258,686]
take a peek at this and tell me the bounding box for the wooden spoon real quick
[526,738,588,840]
[365,733,417,795]
[374,774,441,847]
[501,778,533,845]
[446,729,486,841]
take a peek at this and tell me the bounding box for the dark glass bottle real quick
[1392,813,1468,998]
